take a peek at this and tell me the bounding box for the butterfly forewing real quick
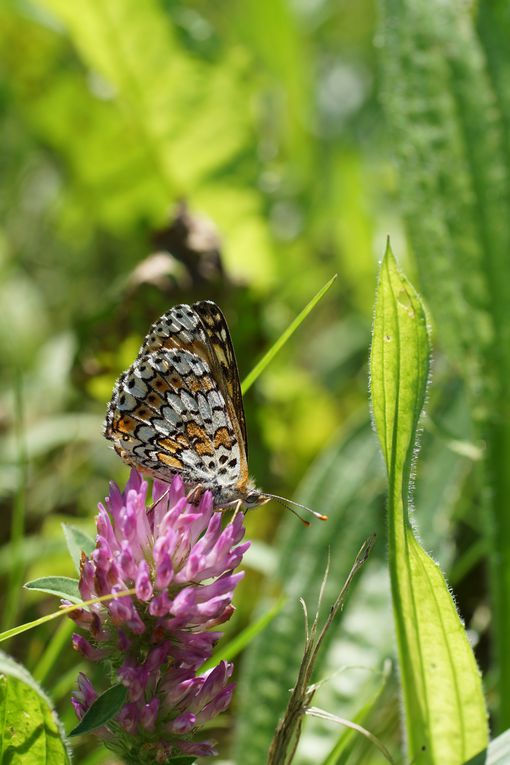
[192,301,248,453]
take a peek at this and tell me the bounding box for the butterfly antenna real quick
[265,493,328,523]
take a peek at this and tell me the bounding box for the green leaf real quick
[0,650,71,764]
[62,523,96,573]
[0,588,136,644]
[241,273,337,394]
[69,683,128,737]
[370,242,488,763]
[24,576,81,602]
[33,0,274,286]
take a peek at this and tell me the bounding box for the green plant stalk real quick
[32,619,75,685]
[0,588,137,644]
[2,372,28,630]
[371,243,488,764]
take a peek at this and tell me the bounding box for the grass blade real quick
[370,242,488,763]
[2,372,28,630]
[0,588,136,644]
[200,596,285,673]
[32,618,75,685]
[241,274,337,394]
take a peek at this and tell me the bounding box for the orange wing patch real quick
[157,453,184,469]
[158,436,184,454]
[185,422,215,456]
[213,427,233,450]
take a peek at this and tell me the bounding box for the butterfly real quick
[104,300,327,519]
[104,300,268,511]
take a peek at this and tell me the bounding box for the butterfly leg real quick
[186,484,206,506]
[149,487,170,512]
[231,498,243,520]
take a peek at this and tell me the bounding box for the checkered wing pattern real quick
[104,302,250,498]
[192,301,248,453]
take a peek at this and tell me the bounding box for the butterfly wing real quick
[192,301,248,452]
[104,303,249,495]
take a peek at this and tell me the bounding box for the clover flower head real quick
[69,469,249,762]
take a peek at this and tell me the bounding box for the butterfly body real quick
[104,301,268,510]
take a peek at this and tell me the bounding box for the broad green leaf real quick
[62,524,96,573]
[242,274,337,394]
[307,391,474,764]
[0,650,71,764]
[33,0,274,286]
[24,576,81,602]
[69,683,127,736]
[370,243,488,763]
[234,419,387,764]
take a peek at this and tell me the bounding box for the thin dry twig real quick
[267,534,376,765]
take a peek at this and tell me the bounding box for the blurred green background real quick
[2,0,510,762]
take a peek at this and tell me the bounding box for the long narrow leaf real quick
[2,373,28,630]
[370,243,488,763]
[200,596,285,673]
[241,274,337,394]
[0,588,136,644]
[32,619,75,684]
